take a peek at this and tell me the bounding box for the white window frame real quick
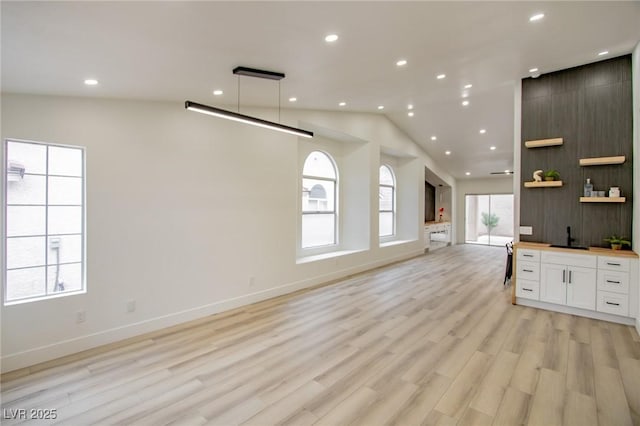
[3,138,87,305]
[379,164,396,239]
[301,150,338,250]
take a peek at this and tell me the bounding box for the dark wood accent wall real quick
[520,55,633,248]
[425,181,435,222]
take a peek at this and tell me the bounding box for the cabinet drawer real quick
[517,249,540,262]
[517,261,540,281]
[541,251,597,268]
[597,270,629,294]
[517,279,539,300]
[596,291,629,317]
[597,256,630,272]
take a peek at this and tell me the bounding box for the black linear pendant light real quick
[186,67,313,139]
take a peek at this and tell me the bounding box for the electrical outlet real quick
[248,276,255,287]
[76,310,86,323]
[519,226,533,235]
[126,300,136,313]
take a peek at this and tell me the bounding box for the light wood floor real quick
[2,245,639,425]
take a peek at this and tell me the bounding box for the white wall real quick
[633,42,640,335]
[0,93,455,371]
[454,177,514,244]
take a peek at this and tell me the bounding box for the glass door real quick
[465,194,514,246]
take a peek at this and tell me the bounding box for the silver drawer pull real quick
[523,269,534,272]
[522,288,533,292]
[606,280,621,284]
[606,301,620,306]
[523,254,533,257]
[606,262,621,266]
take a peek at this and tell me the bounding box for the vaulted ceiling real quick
[2,2,639,179]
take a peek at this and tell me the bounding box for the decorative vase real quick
[544,177,554,181]
[611,243,622,250]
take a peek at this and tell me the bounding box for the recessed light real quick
[407,104,413,110]
[437,74,446,80]
[84,79,98,86]
[529,13,545,22]
[480,129,486,134]
[408,112,414,117]
[377,105,384,110]
[462,92,469,98]
[598,50,609,56]
[462,100,470,107]
[339,101,346,107]
[396,59,407,67]
[529,68,539,73]
[289,97,297,102]
[445,151,451,155]
[464,84,473,89]
[431,136,437,141]
[490,146,496,150]
[325,34,338,43]
[213,90,223,96]
[465,172,471,176]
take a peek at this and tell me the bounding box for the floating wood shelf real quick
[579,197,626,203]
[524,138,563,148]
[579,156,625,166]
[524,180,563,188]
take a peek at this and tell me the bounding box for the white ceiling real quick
[2,2,639,179]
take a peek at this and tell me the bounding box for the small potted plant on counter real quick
[543,170,560,181]
[603,235,631,250]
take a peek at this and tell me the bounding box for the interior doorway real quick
[465,194,514,246]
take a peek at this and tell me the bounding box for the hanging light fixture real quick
[185,66,313,138]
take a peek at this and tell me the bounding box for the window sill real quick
[296,249,367,264]
[380,239,418,248]
[4,289,86,306]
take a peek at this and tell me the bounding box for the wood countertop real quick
[425,221,450,225]
[514,241,638,258]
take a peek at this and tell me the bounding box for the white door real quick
[566,266,597,310]
[540,263,567,305]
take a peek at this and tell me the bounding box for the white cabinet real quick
[595,256,633,317]
[516,245,637,323]
[515,249,541,301]
[539,252,597,310]
[566,266,597,310]
[540,263,567,305]
[425,222,451,250]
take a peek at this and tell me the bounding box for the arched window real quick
[379,165,395,237]
[302,151,337,248]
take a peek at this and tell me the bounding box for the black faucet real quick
[567,226,575,247]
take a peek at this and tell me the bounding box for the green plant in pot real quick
[603,235,631,250]
[543,170,560,181]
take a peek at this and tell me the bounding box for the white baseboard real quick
[1,249,424,373]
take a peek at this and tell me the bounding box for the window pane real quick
[49,176,82,205]
[379,186,393,211]
[302,178,335,212]
[6,267,46,301]
[48,206,82,235]
[48,235,82,265]
[48,146,83,177]
[6,237,46,269]
[48,263,82,293]
[7,206,46,237]
[303,151,336,179]
[380,212,394,237]
[6,174,46,205]
[7,141,47,175]
[380,165,394,185]
[302,214,335,248]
